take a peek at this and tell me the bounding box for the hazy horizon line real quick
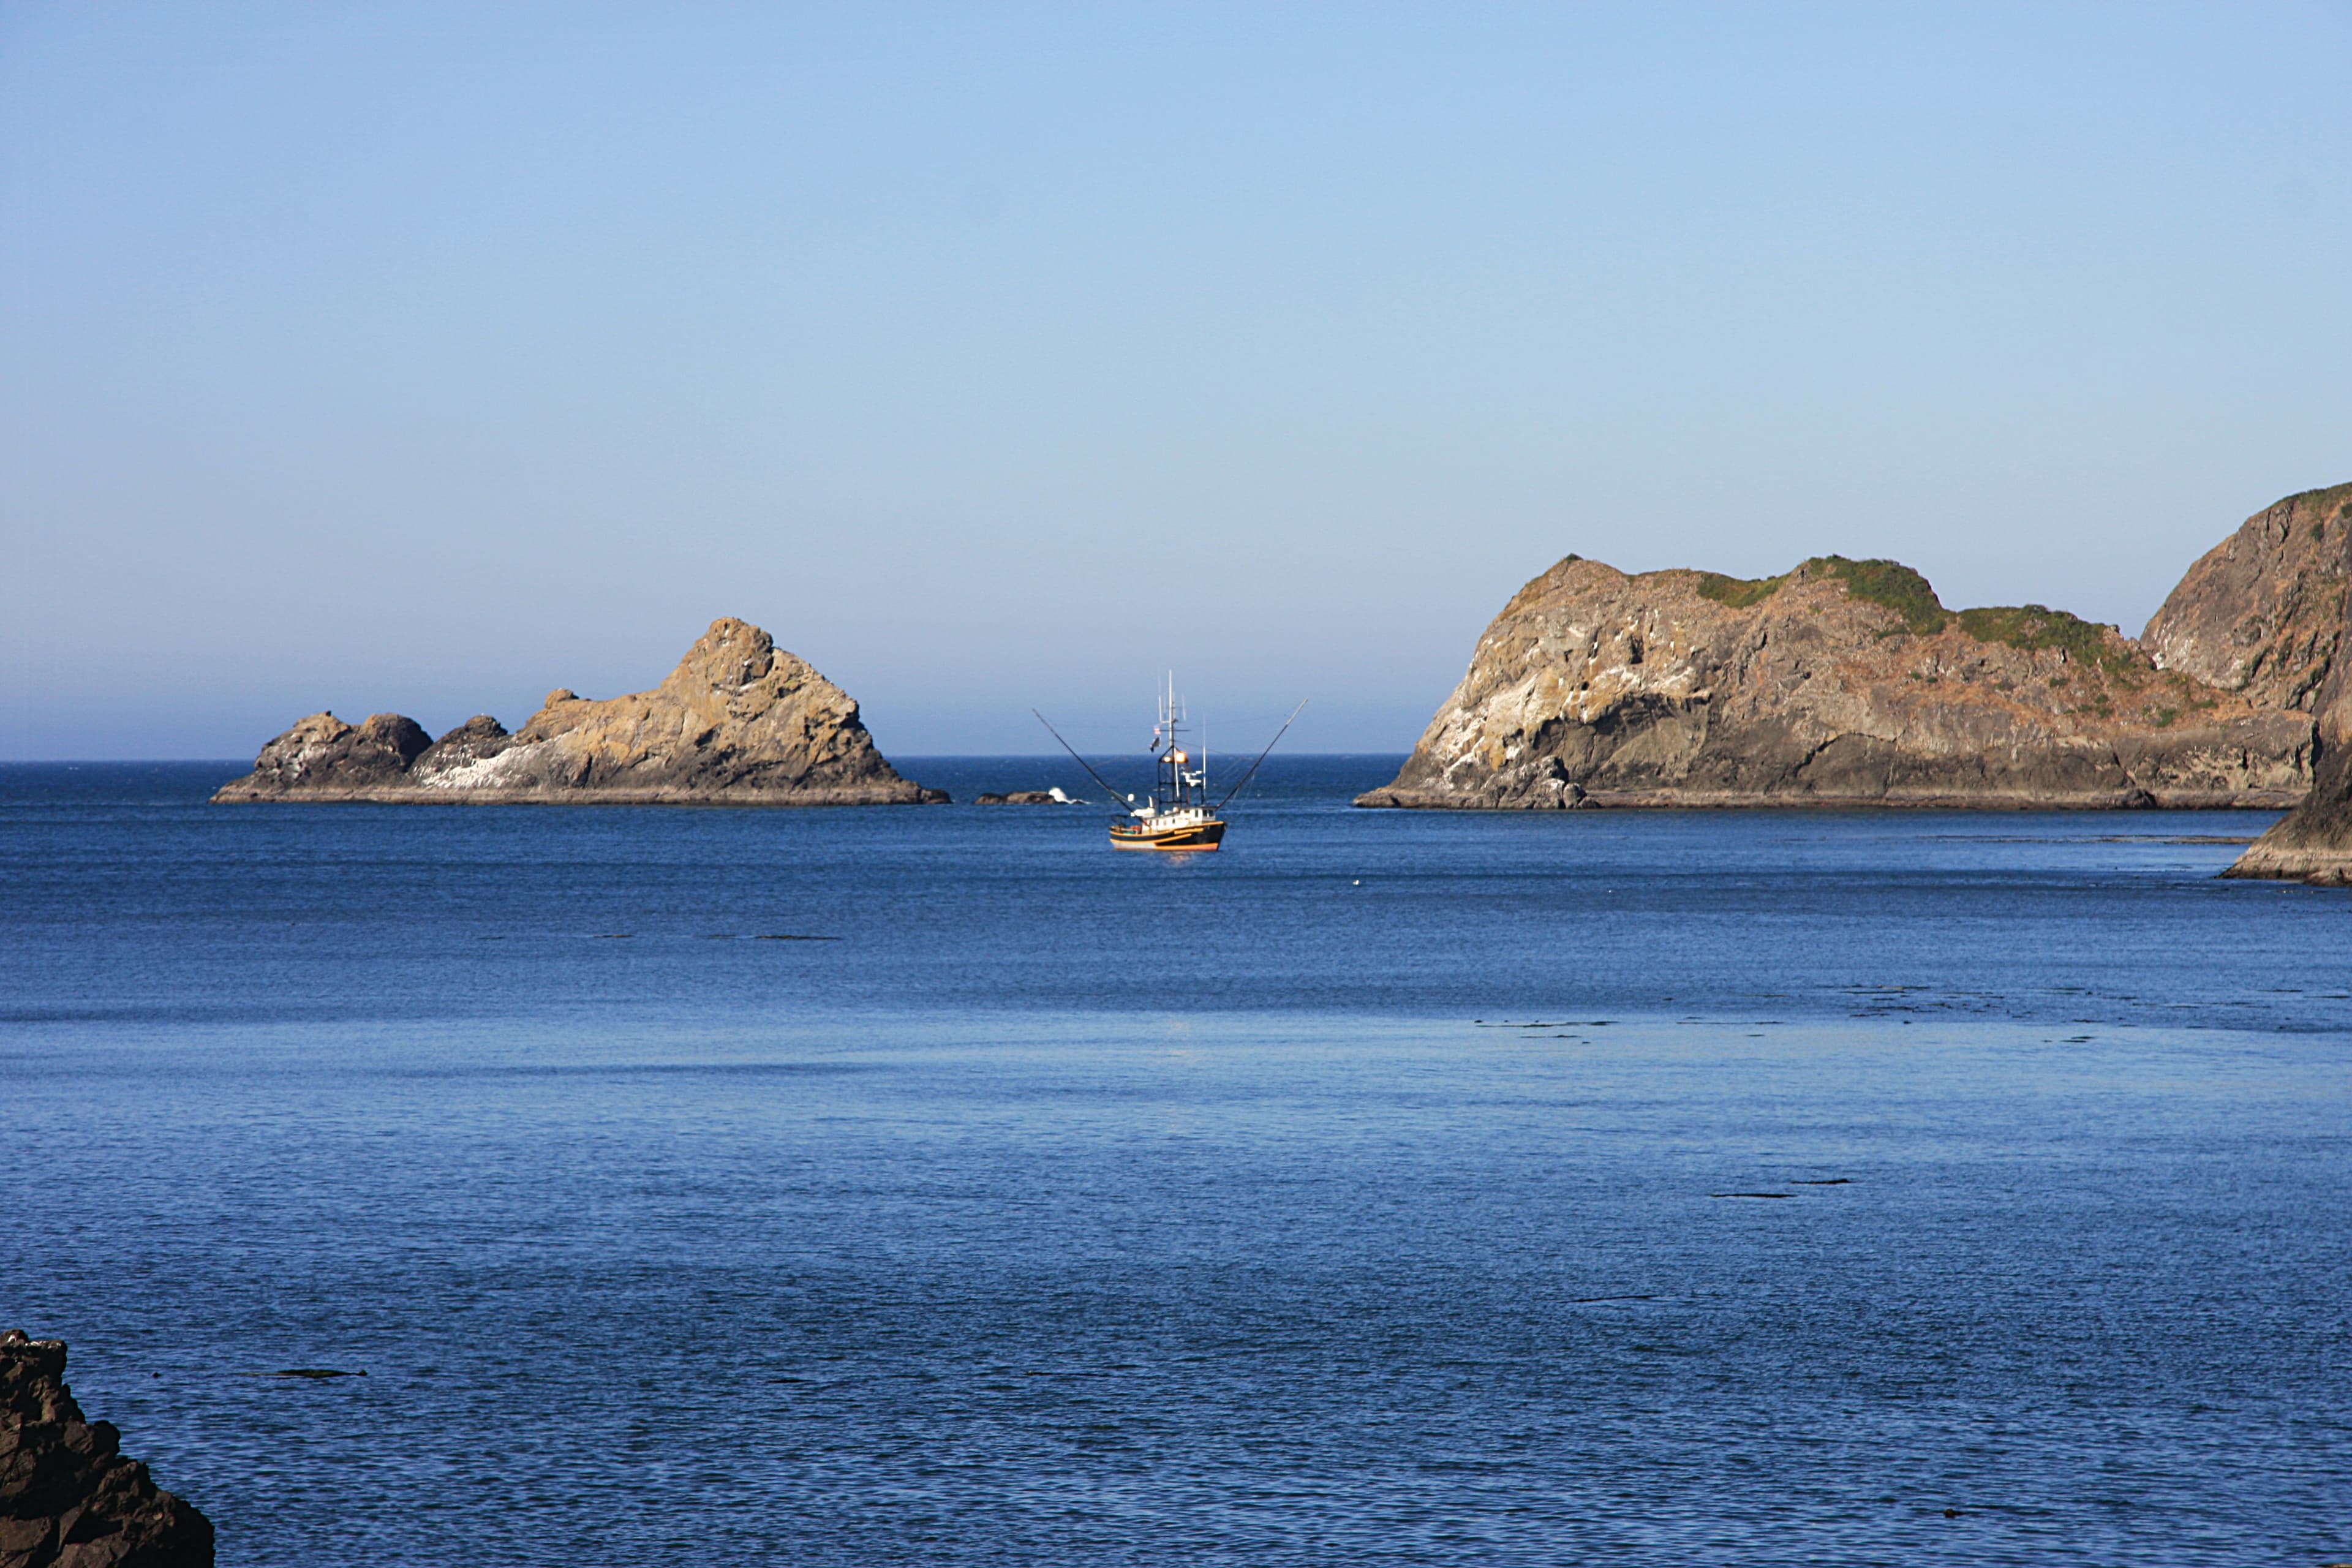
[0,750,1420,766]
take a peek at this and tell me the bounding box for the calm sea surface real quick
[3,758,2347,1566]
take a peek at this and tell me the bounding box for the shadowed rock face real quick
[2226,745,2352,883]
[226,712,431,795]
[0,1330,213,1568]
[1359,522,2328,811]
[214,619,946,805]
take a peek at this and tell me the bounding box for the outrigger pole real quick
[1032,709,1135,810]
[1213,699,1309,811]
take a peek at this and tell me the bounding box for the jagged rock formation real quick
[214,619,947,805]
[0,1330,213,1568]
[1359,499,2340,810]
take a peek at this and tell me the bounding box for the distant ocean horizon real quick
[0,752,1416,767]
[5,760,2346,1566]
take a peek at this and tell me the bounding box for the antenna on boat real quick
[1032,709,1135,810]
[1214,698,1308,811]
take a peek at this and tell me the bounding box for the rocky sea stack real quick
[214,619,947,805]
[1360,484,2350,813]
[0,1331,213,1568]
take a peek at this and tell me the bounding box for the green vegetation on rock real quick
[2281,480,2352,511]
[1807,556,1950,635]
[1679,554,2214,692]
[1953,603,2137,677]
[1695,570,1787,608]
[1698,557,2103,649]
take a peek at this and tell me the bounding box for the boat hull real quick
[1108,818,1226,851]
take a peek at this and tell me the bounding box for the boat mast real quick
[1164,670,1179,810]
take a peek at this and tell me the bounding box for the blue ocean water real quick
[2,758,2347,1566]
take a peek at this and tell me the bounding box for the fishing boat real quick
[1109,679,1224,851]
[1033,680,1306,855]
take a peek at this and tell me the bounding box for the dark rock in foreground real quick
[214,619,948,806]
[1360,487,2349,811]
[2226,745,2352,883]
[0,1330,213,1568]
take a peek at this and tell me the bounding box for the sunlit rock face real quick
[214,619,946,805]
[1359,503,2339,812]
[2223,491,2352,884]
[2143,483,2352,726]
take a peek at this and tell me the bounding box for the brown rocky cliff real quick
[0,1331,212,1568]
[2143,483,2352,722]
[1359,535,2320,810]
[213,619,946,805]
[2225,513,2352,884]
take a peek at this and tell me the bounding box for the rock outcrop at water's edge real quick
[2226,744,2352,883]
[214,619,948,805]
[0,1330,214,1568]
[2223,494,2352,883]
[1359,487,2351,812]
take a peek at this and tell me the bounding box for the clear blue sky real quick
[6,2,2348,758]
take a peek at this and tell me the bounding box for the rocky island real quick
[1,1330,213,1568]
[1359,484,2349,813]
[214,619,947,805]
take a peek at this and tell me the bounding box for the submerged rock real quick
[214,619,946,806]
[0,1330,213,1568]
[1360,492,2345,811]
